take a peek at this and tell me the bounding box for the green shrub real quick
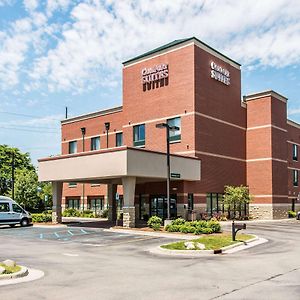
[207,220,221,233]
[62,208,81,217]
[147,216,162,230]
[100,209,108,218]
[288,210,296,218]
[81,210,95,218]
[179,225,196,233]
[171,218,186,226]
[194,227,213,235]
[32,213,52,223]
[166,224,181,232]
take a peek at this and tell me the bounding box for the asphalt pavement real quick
[0,220,299,300]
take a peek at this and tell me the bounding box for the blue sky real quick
[1,0,300,165]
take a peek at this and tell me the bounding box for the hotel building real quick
[38,37,300,227]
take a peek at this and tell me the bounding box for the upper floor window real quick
[133,124,145,147]
[68,182,77,188]
[293,169,298,187]
[69,141,77,154]
[167,117,181,142]
[293,144,298,161]
[91,136,100,151]
[116,132,123,147]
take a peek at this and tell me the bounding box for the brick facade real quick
[60,38,300,219]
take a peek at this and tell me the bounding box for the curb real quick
[149,235,266,257]
[0,266,28,280]
[0,268,44,286]
[105,228,200,240]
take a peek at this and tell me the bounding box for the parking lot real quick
[0,220,300,300]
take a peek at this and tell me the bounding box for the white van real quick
[0,196,32,227]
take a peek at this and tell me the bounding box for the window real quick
[69,141,77,154]
[68,182,77,188]
[133,124,145,147]
[206,193,224,216]
[66,198,80,209]
[188,193,194,211]
[91,136,100,151]
[116,132,123,147]
[167,117,181,142]
[0,203,10,212]
[293,144,298,161]
[12,204,23,213]
[293,169,298,186]
[87,197,104,211]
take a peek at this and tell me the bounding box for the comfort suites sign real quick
[141,63,169,84]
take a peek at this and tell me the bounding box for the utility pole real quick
[65,106,68,119]
[11,151,15,200]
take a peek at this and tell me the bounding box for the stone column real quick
[107,184,117,222]
[122,177,136,228]
[52,181,63,224]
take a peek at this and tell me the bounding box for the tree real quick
[14,169,39,211]
[0,145,34,195]
[223,185,252,219]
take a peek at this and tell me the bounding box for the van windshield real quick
[12,204,24,213]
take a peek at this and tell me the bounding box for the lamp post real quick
[80,127,86,211]
[105,122,110,148]
[81,127,86,152]
[156,123,180,220]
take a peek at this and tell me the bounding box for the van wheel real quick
[20,218,29,227]
[9,224,16,228]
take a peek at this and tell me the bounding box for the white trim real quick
[247,158,287,163]
[194,150,245,162]
[252,195,287,198]
[62,131,123,143]
[61,106,123,125]
[249,203,290,207]
[247,124,287,132]
[195,112,246,130]
[287,140,300,147]
[123,112,194,128]
[287,119,300,129]
[288,167,300,171]
[123,39,240,69]
[244,90,287,103]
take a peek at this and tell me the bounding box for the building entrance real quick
[150,195,177,219]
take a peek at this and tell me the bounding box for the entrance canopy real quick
[38,146,201,183]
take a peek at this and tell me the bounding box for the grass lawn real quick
[0,263,21,274]
[161,233,255,250]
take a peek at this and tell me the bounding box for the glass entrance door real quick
[150,195,177,219]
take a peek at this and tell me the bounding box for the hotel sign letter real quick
[210,61,230,86]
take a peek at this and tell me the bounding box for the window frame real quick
[293,144,298,161]
[167,117,181,142]
[133,124,145,147]
[69,141,77,154]
[116,132,123,147]
[91,136,100,151]
[0,202,10,212]
[293,169,298,187]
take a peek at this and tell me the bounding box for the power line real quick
[0,126,59,134]
[0,111,62,121]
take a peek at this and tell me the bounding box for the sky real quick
[1,0,300,165]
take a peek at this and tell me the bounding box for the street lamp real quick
[156,122,180,220]
[81,127,86,152]
[104,122,110,148]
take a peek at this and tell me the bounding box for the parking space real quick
[0,224,158,246]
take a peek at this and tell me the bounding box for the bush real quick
[100,209,108,218]
[194,227,213,235]
[288,210,296,218]
[147,216,162,230]
[32,213,52,223]
[62,208,81,217]
[166,224,181,232]
[179,225,195,233]
[207,220,221,233]
[171,218,186,226]
[81,210,95,218]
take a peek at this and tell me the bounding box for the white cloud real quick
[2,0,300,93]
[23,0,38,13]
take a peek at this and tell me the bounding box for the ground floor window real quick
[87,196,104,212]
[150,194,177,220]
[206,193,223,217]
[66,198,80,209]
[139,195,148,220]
[116,195,123,211]
[188,193,194,211]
